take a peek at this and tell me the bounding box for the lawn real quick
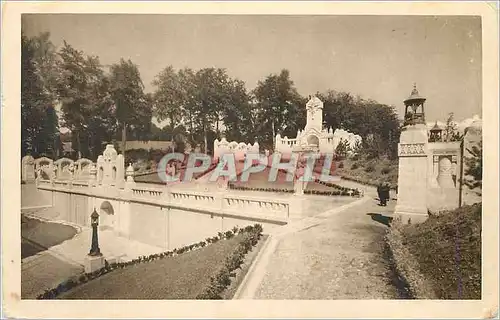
[58,234,247,299]
[336,156,399,188]
[400,203,481,299]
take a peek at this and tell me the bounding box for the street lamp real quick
[88,208,102,256]
[458,128,469,208]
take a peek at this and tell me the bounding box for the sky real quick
[22,14,482,126]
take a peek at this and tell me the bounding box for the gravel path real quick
[250,190,398,299]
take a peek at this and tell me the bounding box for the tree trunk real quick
[272,120,276,148]
[121,122,127,154]
[216,116,220,137]
[77,130,82,160]
[203,123,208,154]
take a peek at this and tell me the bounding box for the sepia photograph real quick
[2,1,498,319]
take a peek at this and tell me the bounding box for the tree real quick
[464,140,482,190]
[219,79,254,142]
[152,66,186,152]
[253,69,305,149]
[56,41,115,159]
[109,59,152,153]
[334,138,350,160]
[21,32,59,158]
[444,112,462,142]
[317,90,400,159]
[192,68,234,154]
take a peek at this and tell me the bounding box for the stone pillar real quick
[395,124,429,224]
[21,156,36,183]
[51,166,57,185]
[89,163,97,188]
[116,154,125,189]
[124,163,136,190]
[68,163,75,188]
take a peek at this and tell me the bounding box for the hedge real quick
[196,224,263,299]
[37,224,264,300]
[229,180,362,197]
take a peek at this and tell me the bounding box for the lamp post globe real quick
[89,208,102,256]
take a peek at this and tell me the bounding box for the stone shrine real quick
[395,84,431,224]
[274,96,361,154]
[395,84,477,223]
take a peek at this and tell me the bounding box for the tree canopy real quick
[22,32,404,161]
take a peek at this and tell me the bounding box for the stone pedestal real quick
[84,255,105,273]
[395,124,429,224]
[288,195,306,219]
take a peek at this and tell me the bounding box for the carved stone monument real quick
[21,155,36,183]
[395,85,429,224]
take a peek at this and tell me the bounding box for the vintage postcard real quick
[2,1,498,318]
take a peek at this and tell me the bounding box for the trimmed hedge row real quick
[37,224,264,300]
[229,184,294,193]
[314,179,361,194]
[196,224,263,299]
[229,182,361,197]
[340,174,398,190]
[304,189,361,197]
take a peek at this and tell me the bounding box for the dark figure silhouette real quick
[380,183,390,206]
[377,183,384,206]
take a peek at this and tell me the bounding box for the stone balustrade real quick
[131,187,163,198]
[30,145,291,224]
[38,179,291,223]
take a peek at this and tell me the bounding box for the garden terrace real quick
[39,225,264,300]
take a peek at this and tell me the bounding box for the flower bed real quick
[37,224,263,300]
[229,181,361,197]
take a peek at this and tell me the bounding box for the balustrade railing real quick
[38,179,291,222]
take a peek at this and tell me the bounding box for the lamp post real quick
[458,128,469,208]
[88,208,102,256]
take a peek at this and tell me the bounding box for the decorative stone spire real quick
[126,163,135,182]
[89,163,97,187]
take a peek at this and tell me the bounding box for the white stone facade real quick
[396,118,482,223]
[274,96,361,154]
[213,138,259,161]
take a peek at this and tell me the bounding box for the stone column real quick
[394,124,429,224]
[89,164,97,188]
[124,163,136,190]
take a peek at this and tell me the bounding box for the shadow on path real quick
[366,213,393,227]
[21,216,78,259]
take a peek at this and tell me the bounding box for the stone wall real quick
[213,138,259,161]
[129,203,168,249]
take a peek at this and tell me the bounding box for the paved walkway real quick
[235,183,398,299]
[21,209,165,299]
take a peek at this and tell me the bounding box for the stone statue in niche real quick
[437,156,455,189]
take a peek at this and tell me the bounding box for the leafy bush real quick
[381,167,391,175]
[338,162,344,169]
[351,162,360,170]
[364,165,375,173]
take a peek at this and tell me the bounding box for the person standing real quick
[377,182,383,206]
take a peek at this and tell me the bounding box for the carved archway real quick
[307,135,319,147]
[99,200,115,230]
